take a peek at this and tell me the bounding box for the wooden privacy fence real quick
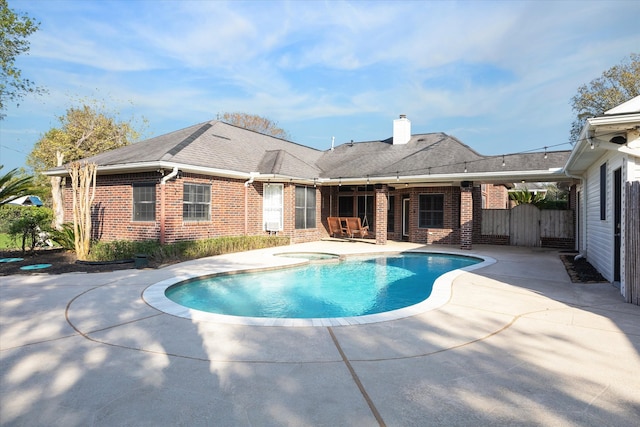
[625,181,639,306]
[481,205,574,248]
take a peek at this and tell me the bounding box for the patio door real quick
[402,197,410,239]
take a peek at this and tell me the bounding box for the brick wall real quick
[395,186,463,245]
[286,183,324,244]
[484,184,509,209]
[67,173,488,246]
[460,187,473,249]
[64,172,323,244]
[64,172,162,242]
[374,184,388,244]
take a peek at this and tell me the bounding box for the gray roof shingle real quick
[66,120,324,177]
[51,119,571,181]
[317,134,569,178]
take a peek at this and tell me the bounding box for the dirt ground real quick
[1,247,608,282]
[559,253,607,283]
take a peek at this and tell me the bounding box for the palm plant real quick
[0,166,33,206]
[509,188,546,207]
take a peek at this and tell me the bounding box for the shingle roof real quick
[48,119,571,182]
[62,120,324,177]
[317,133,569,178]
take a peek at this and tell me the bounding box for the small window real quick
[600,163,606,220]
[183,183,211,221]
[295,186,316,229]
[418,194,444,228]
[132,183,156,221]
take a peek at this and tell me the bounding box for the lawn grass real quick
[0,233,19,250]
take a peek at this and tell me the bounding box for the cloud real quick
[2,0,639,172]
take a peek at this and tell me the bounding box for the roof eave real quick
[43,161,257,181]
[589,112,640,127]
[320,169,570,186]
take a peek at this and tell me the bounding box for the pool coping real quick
[142,249,496,327]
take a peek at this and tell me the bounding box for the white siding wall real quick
[584,151,622,282]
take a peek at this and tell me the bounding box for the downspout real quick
[160,167,179,245]
[244,173,257,235]
[565,138,586,257]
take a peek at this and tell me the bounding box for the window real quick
[263,184,283,230]
[183,183,211,221]
[132,183,156,221]
[600,163,606,220]
[418,194,444,228]
[295,186,316,229]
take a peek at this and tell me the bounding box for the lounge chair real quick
[327,217,348,238]
[344,217,369,238]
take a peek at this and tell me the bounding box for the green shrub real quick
[509,189,546,207]
[0,205,27,233]
[48,223,76,251]
[86,235,290,263]
[7,207,53,253]
[537,199,569,210]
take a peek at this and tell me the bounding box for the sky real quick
[1,0,639,173]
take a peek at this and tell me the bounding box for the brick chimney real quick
[393,114,411,145]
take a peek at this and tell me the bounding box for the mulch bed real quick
[559,253,607,283]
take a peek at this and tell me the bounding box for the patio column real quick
[374,184,388,245]
[460,184,473,250]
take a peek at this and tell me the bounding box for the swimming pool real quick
[144,251,494,326]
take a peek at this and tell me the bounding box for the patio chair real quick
[344,217,369,239]
[327,217,348,238]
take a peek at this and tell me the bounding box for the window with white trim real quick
[295,186,316,229]
[263,184,283,231]
[132,183,156,221]
[183,183,211,221]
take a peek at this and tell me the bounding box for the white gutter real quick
[324,169,570,186]
[161,166,179,185]
[244,172,259,187]
[159,166,178,245]
[588,112,640,127]
[42,161,257,180]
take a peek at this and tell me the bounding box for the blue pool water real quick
[165,253,480,319]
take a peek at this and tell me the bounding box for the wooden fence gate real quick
[510,204,540,246]
[482,205,574,248]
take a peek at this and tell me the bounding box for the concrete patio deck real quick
[1,242,639,426]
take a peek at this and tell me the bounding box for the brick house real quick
[46,115,571,249]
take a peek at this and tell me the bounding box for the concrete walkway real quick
[1,242,638,426]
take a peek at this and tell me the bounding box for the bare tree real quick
[219,112,290,140]
[66,161,97,260]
